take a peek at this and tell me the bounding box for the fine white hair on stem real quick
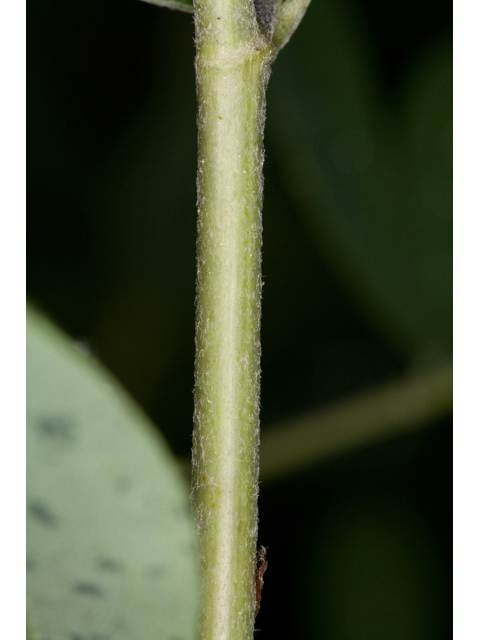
[191,0,312,638]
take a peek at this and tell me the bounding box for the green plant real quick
[189,1,311,638]
[28,1,315,637]
[27,0,452,638]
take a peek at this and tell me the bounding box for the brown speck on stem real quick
[255,546,267,617]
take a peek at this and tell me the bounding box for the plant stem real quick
[191,2,274,639]
[190,0,313,636]
[273,0,311,50]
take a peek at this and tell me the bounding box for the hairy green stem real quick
[189,0,313,636]
[191,1,274,639]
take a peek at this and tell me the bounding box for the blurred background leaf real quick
[28,0,451,636]
[267,0,452,355]
[27,307,199,640]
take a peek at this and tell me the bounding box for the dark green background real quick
[28,0,452,637]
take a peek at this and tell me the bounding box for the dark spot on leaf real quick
[114,475,132,492]
[144,563,166,578]
[26,557,36,571]
[37,416,75,441]
[95,557,124,573]
[29,501,58,527]
[113,617,128,631]
[70,635,109,640]
[73,582,104,596]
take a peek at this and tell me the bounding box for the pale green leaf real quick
[27,307,199,640]
[138,0,194,13]
[268,0,452,356]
